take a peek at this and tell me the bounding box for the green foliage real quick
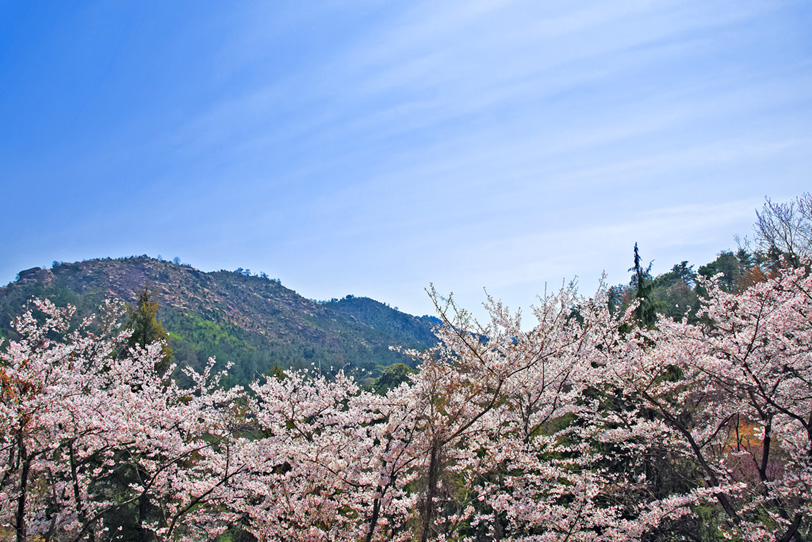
[0,281,87,341]
[216,527,258,542]
[697,251,746,293]
[612,248,753,325]
[160,302,428,388]
[161,308,277,387]
[650,262,699,322]
[371,362,416,394]
[607,284,627,316]
[122,284,173,375]
[323,296,438,350]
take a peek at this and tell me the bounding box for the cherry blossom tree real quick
[683,263,811,541]
[0,299,244,542]
[593,261,812,541]
[398,284,618,541]
[226,369,420,542]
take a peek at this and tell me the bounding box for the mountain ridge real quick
[0,256,438,386]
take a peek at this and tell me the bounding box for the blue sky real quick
[1,1,811,318]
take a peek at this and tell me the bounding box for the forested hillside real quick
[0,257,438,386]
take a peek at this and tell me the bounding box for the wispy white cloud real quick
[2,0,810,314]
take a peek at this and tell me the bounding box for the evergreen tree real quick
[122,283,173,375]
[630,243,657,327]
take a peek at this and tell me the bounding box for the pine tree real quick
[630,243,657,327]
[122,283,173,375]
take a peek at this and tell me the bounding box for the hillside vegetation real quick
[0,257,437,386]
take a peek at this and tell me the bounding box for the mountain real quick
[0,257,439,386]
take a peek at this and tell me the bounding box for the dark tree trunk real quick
[15,439,30,542]
[420,443,441,542]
